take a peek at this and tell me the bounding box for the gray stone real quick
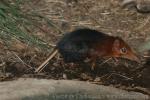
[0,78,149,100]
[121,0,150,13]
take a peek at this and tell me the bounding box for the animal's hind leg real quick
[67,63,77,68]
[90,57,97,70]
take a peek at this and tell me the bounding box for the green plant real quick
[0,0,56,50]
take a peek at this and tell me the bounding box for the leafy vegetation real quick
[0,0,55,49]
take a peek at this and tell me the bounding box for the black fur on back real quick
[56,28,109,63]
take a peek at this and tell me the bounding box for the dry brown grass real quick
[0,0,150,95]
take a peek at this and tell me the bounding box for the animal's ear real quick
[112,39,120,51]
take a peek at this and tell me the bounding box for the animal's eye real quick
[120,47,127,54]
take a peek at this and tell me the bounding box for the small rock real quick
[137,0,150,13]
[80,73,93,81]
[121,0,150,13]
[63,73,67,79]
[94,77,102,82]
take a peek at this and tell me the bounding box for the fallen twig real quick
[35,49,58,73]
[99,58,112,66]
[125,87,150,96]
[106,72,133,81]
[135,16,150,31]
[12,52,32,69]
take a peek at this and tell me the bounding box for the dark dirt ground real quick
[0,0,150,95]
